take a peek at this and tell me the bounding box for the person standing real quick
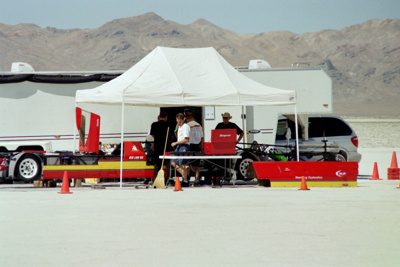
[171,113,190,187]
[144,116,159,164]
[150,111,171,184]
[174,107,191,140]
[186,113,204,186]
[215,112,244,144]
[213,112,244,186]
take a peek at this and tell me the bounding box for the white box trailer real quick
[205,66,332,145]
[0,62,331,152]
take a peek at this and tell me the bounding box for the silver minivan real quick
[275,115,361,162]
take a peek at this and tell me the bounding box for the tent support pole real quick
[294,105,299,161]
[73,103,77,152]
[120,102,125,188]
[242,106,247,148]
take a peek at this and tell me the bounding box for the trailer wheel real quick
[235,152,259,181]
[15,154,42,182]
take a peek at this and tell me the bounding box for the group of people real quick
[148,108,243,187]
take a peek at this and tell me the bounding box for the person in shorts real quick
[186,113,204,186]
[171,113,190,187]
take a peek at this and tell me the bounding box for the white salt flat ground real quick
[358,148,399,177]
[1,148,400,267]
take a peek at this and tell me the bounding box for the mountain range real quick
[1,12,399,116]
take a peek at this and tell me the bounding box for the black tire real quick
[336,153,347,162]
[14,154,42,182]
[235,152,259,181]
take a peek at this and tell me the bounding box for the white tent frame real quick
[75,47,299,187]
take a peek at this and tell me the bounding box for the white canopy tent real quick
[75,46,298,187]
[76,46,296,106]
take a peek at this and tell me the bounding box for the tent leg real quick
[120,102,125,188]
[242,106,246,148]
[74,103,77,152]
[294,105,299,161]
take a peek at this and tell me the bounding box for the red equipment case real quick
[204,129,236,155]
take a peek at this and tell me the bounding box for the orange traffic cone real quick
[299,176,310,190]
[388,168,400,180]
[369,162,382,180]
[388,151,400,180]
[58,171,73,194]
[174,177,183,191]
[390,151,399,168]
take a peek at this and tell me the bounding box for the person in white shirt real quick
[171,113,190,187]
[186,114,204,186]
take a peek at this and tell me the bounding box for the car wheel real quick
[336,153,347,162]
[235,152,259,181]
[15,154,42,182]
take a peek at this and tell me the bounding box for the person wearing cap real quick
[183,108,192,117]
[215,112,244,144]
[213,112,244,186]
[186,113,204,186]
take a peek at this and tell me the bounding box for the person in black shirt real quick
[150,111,171,182]
[213,112,244,186]
[215,112,244,144]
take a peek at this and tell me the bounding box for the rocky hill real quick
[1,12,399,116]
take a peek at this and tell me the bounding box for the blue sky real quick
[1,0,399,34]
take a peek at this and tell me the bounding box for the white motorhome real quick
[0,61,331,152]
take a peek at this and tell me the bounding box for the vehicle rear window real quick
[277,117,352,140]
[276,119,300,140]
[308,118,324,138]
[276,120,288,140]
[322,118,352,136]
[309,117,352,137]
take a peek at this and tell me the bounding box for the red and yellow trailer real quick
[253,161,358,187]
[42,141,154,180]
[42,108,155,180]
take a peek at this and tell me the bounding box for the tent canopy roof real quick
[75,46,296,107]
